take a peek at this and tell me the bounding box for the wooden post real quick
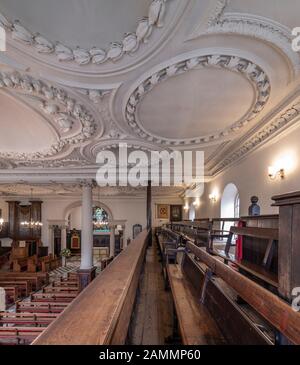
[147,180,152,246]
[272,191,300,302]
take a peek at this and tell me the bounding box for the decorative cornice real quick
[0,0,170,67]
[205,13,300,75]
[124,53,270,146]
[207,0,228,27]
[0,72,99,160]
[212,100,300,175]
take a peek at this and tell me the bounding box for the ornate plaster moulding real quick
[0,72,100,161]
[0,0,171,68]
[124,51,271,147]
[10,148,92,169]
[211,96,300,176]
[210,14,299,76]
[83,139,168,164]
[189,6,300,77]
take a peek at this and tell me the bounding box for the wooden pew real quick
[51,279,78,287]
[213,226,279,288]
[12,258,28,272]
[30,292,77,303]
[186,241,300,345]
[167,264,226,345]
[66,272,79,282]
[0,312,58,327]
[33,230,150,345]
[0,327,45,345]
[16,301,69,314]
[156,228,183,286]
[0,280,32,297]
[43,286,79,293]
[3,286,20,304]
[0,272,48,291]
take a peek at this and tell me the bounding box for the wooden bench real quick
[2,286,20,303]
[0,280,32,297]
[12,258,28,272]
[0,327,45,345]
[0,272,49,290]
[186,241,300,345]
[30,292,77,303]
[43,286,79,293]
[213,226,279,288]
[16,301,69,314]
[67,272,79,281]
[167,264,226,345]
[0,312,58,327]
[51,279,79,287]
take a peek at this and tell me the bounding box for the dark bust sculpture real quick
[248,196,261,216]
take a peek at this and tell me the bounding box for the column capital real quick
[79,179,96,188]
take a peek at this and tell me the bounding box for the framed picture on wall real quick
[157,204,169,219]
[170,205,183,222]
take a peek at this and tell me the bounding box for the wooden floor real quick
[129,240,173,345]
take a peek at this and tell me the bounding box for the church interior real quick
[0,0,300,347]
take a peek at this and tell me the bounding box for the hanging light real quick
[20,188,43,228]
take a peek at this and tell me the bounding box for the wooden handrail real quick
[33,230,150,345]
[230,226,279,240]
[186,241,300,345]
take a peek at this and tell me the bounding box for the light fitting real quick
[268,166,285,180]
[209,193,217,203]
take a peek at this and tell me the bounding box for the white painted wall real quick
[0,195,183,249]
[197,123,300,219]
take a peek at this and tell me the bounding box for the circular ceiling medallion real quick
[124,53,271,146]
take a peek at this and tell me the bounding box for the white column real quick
[48,225,54,255]
[61,226,67,251]
[80,181,94,270]
[110,224,115,258]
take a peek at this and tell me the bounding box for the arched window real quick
[189,204,195,222]
[221,183,239,231]
[93,207,109,232]
[234,193,240,218]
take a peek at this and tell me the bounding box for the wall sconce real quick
[268,166,285,180]
[193,198,200,208]
[209,193,217,203]
[184,204,189,211]
[0,218,4,232]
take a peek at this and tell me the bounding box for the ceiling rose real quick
[124,53,271,146]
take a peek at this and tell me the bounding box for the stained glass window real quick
[93,207,109,232]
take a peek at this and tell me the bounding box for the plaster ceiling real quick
[0,0,299,198]
[0,0,152,48]
[0,91,57,153]
[138,67,254,140]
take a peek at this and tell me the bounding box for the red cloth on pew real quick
[235,220,245,261]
